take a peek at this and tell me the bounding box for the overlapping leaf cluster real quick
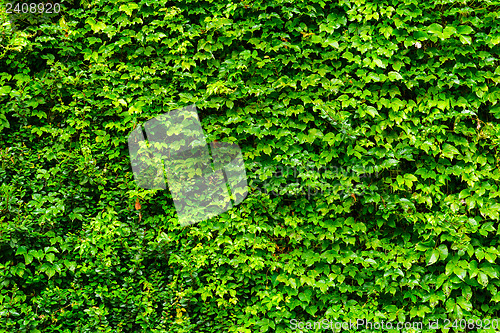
[1,0,500,332]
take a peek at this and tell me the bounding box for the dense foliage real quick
[1,0,500,331]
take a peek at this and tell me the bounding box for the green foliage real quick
[1,0,500,331]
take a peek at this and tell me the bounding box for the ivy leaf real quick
[454,266,467,280]
[435,274,447,289]
[366,106,379,118]
[388,71,403,81]
[119,3,139,16]
[23,253,34,265]
[46,267,56,279]
[15,246,27,256]
[492,294,500,303]
[428,23,443,34]
[86,18,106,33]
[476,247,485,261]
[46,253,55,263]
[437,244,448,260]
[457,25,474,35]
[416,240,434,251]
[441,144,459,159]
[373,58,385,68]
[442,26,457,39]
[0,86,11,96]
[426,249,440,266]
[462,285,472,301]
[307,128,324,143]
[478,271,488,287]
[456,296,472,311]
[481,266,498,279]
[459,35,472,45]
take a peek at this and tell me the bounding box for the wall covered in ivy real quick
[1,0,500,332]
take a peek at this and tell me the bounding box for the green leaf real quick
[307,128,323,143]
[453,266,466,280]
[388,71,403,81]
[441,143,459,159]
[46,267,56,279]
[462,285,472,301]
[459,35,472,45]
[437,244,448,260]
[64,260,76,272]
[456,296,472,311]
[44,247,59,253]
[436,274,447,289]
[492,293,500,303]
[15,246,27,256]
[481,266,498,279]
[416,240,434,252]
[86,18,106,33]
[457,25,474,35]
[373,58,385,68]
[426,249,440,266]
[46,253,55,263]
[392,61,403,71]
[476,247,485,261]
[13,74,30,83]
[428,23,443,34]
[119,3,138,16]
[442,26,457,39]
[437,99,449,110]
[366,106,379,117]
[23,253,34,265]
[0,85,11,96]
[478,271,488,287]
[413,31,428,40]
[30,250,44,260]
[298,289,312,303]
